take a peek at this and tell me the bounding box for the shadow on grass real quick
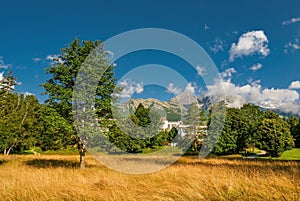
[25,159,95,169]
[0,159,5,165]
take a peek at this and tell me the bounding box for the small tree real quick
[0,70,18,95]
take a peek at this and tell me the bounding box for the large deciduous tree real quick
[256,111,294,157]
[41,39,117,168]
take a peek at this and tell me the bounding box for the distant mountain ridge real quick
[115,95,298,120]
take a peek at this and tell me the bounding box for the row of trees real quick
[212,104,297,157]
[0,72,74,155]
[106,103,178,153]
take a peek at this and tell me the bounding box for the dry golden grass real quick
[0,154,299,201]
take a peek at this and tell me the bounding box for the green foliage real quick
[256,111,294,157]
[134,103,151,127]
[41,39,117,123]
[213,108,238,155]
[211,104,294,157]
[240,104,264,150]
[0,70,18,95]
[168,127,178,142]
[106,104,166,153]
[41,39,118,165]
[214,104,264,155]
[286,116,300,148]
[0,92,40,154]
[36,105,75,151]
[183,102,202,136]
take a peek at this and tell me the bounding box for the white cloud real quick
[166,82,197,96]
[220,68,236,80]
[0,71,4,81]
[105,50,114,60]
[166,83,182,95]
[32,57,41,63]
[282,17,300,25]
[0,71,20,90]
[205,76,300,115]
[284,38,300,53]
[204,24,209,31]
[250,63,263,71]
[208,38,224,53]
[289,81,300,89]
[184,82,196,94]
[229,30,270,62]
[196,65,206,76]
[46,55,63,64]
[24,92,34,96]
[0,56,11,69]
[117,79,144,98]
[173,82,198,105]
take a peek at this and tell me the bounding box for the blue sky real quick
[0,0,300,114]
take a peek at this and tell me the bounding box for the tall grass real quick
[0,155,299,200]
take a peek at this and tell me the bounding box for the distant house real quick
[161,119,183,130]
[161,117,208,138]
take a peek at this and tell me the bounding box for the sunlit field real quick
[0,154,299,201]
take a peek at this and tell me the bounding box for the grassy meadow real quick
[0,154,299,201]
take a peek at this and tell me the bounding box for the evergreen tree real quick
[0,70,18,95]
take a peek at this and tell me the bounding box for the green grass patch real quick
[278,148,300,160]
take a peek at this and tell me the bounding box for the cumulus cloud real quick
[250,63,263,71]
[229,30,270,62]
[205,74,300,115]
[196,65,206,76]
[166,83,182,95]
[172,82,198,105]
[117,79,144,98]
[282,17,300,25]
[284,38,300,53]
[184,82,196,94]
[289,81,300,89]
[46,55,63,64]
[0,56,11,69]
[220,68,236,80]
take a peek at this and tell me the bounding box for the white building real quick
[161,120,183,130]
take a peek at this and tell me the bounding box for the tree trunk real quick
[78,139,87,169]
[80,152,85,169]
[7,145,13,155]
